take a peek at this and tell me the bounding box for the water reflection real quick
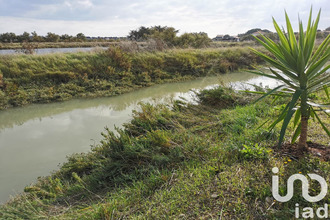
[0,47,106,55]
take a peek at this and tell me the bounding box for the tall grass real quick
[0,47,263,109]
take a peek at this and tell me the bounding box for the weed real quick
[240,143,271,160]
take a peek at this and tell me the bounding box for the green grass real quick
[0,47,264,109]
[1,86,328,219]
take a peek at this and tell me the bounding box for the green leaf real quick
[307,64,329,82]
[324,85,329,99]
[269,68,298,89]
[317,108,330,117]
[306,55,330,80]
[257,119,270,130]
[272,17,291,51]
[307,101,330,108]
[311,107,330,137]
[291,123,301,144]
[246,69,278,79]
[285,11,299,55]
[269,104,290,131]
[278,90,302,147]
[253,85,286,103]
[293,107,301,128]
[308,73,330,90]
[308,34,330,68]
[271,95,282,105]
[309,81,330,93]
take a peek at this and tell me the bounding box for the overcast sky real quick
[0,0,329,38]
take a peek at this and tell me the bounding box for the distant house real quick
[213,35,224,41]
[85,36,127,41]
[212,34,239,42]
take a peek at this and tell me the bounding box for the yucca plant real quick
[249,8,329,150]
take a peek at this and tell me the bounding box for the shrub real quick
[176,32,212,48]
[197,86,246,108]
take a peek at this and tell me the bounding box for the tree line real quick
[0,26,212,49]
[0,32,88,43]
[3,25,328,45]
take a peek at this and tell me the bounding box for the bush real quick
[176,32,212,48]
[197,86,246,108]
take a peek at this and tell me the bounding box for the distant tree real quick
[244,28,271,35]
[152,25,167,32]
[244,28,261,35]
[240,35,255,41]
[60,34,73,42]
[175,33,194,48]
[149,26,179,46]
[128,26,152,41]
[128,25,180,47]
[45,32,60,42]
[325,26,330,31]
[19,32,31,42]
[31,31,44,42]
[176,32,211,48]
[223,34,231,39]
[76,33,86,41]
[128,25,211,48]
[238,28,274,42]
[0,32,17,43]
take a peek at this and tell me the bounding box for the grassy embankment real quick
[0,47,263,110]
[0,85,328,219]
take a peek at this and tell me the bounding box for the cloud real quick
[0,0,329,37]
[77,0,93,8]
[0,16,139,37]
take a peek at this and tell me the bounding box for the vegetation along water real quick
[0,10,329,218]
[0,46,264,110]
